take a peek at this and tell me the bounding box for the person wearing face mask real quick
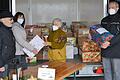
[12,12,38,71]
[0,10,16,78]
[45,18,67,62]
[101,1,120,80]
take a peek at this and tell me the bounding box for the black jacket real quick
[0,22,16,67]
[101,12,120,58]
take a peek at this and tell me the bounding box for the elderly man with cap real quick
[45,18,67,62]
[0,10,16,78]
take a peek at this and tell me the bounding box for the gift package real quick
[90,24,114,47]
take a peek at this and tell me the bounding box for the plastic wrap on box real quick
[78,28,89,35]
[41,27,49,33]
[66,45,74,59]
[90,24,114,46]
[67,37,76,46]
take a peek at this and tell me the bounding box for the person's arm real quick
[0,35,4,67]
[110,33,120,46]
[12,25,35,52]
[101,19,118,47]
[50,34,67,49]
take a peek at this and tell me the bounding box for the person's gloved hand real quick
[0,67,5,72]
[26,57,33,63]
[44,42,51,46]
[101,41,110,49]
[32,49,39,54]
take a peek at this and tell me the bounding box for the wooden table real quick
[22,61,85,80]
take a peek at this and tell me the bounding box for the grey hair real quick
[52,18,62,23]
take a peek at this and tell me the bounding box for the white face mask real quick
[52,25,59,31]
[17,18,24,24]
[108,8,118,15]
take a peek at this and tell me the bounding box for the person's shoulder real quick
[102,16,109,21]
[12,22,22,29]
[58,28,64,32]
[58,29,66,34]
[12,22,20,27]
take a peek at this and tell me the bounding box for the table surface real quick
[23,60,85,80]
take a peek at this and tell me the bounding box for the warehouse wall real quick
[31,0,77,25]
[79,0,103,22]
[16,0,104,25]
[15,0,29,24]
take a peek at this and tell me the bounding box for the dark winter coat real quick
[101,12,120,58]
[0,22,16,67]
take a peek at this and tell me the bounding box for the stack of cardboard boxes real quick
[71,21,101,62]
[80,40,101,62]
[25,25,41,41]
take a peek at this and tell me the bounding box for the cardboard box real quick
[35,50,43,60]
[41,27,49,36]
[81,40,101,52]
[72,21,88,27]
[82,52,101,62]
[78,36,89,48]
[33,28,42,36]
[71,21,88,38]
[25,25,39,29]
[25,25,42,41]
[66,31,73,37]
[25,25,50,41]
[37,23,52,28]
